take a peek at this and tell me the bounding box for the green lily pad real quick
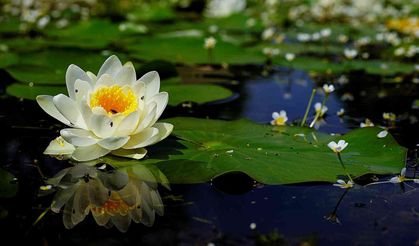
[103,117,406,185]
[43,19,121,49]
[126,36,264,64]
[0,52,19,68]
[163,83,233,106]
[6,83,66,100]
[0,168,17,198]
[6,80,233,105]
[5,49,128,85]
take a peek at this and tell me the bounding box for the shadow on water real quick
[0,65,418,245]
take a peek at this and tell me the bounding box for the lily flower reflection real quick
[48,163,166,232]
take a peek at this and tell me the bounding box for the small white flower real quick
[344,48,358,59]
[394,47,405,56]
[338,34,348,43]
[327,140,348,153]
[314,102,328,117]
[271,110,288,126]
[389,168,406,183]
[320,28,331,38]
[205,0,246,18]
[204,36,217,49]
[311,32,321,41]
[322,84,335,94]
[249,222,257,230]
[262,47,280,57]
[377,130,388,138]
[285,53,295,62]
[360,119,374,128]
[383,112,396,121]
[333,179,354,189]
[337,108,345,117]
[262,27,275,40]
[37,55,173,162]
[297,33,311,42]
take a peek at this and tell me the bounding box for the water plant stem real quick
[301,89,317,126]
[309,93,329,128]
[207,49,213,64]
[337,152,353,183]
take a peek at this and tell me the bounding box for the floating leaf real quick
[103,117,406,185]
[0,52,18,68]
[0,168,17,198]
[126,36,264,64]
[6,83,66,100]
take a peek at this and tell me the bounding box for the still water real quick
[0,66,418,245]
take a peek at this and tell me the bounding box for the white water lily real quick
[37,55,173,162]
[328,140,348,153]
[271,110,288,126]
[337,108,345,117]
[285,53,295,61]
[204,36,217,49]
[333,179,354,189]
[360,119,374,128]
[389,168,406,183]
[322,84,335,94]
[344,48,358,59]
[314,102,328,117]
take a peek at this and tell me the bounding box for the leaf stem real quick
[310,93,328,128]
[337,152,353,183]
[301,89,317,126]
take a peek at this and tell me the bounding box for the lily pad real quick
[0,168,17,198]
[104,117,406,185]
[126,36,264,64]
[6,83,66,100]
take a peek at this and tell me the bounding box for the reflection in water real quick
[47,163,165,232]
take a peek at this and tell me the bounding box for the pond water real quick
[1,65,418,245]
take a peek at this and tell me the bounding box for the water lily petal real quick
[123,127,159,149]
[132,80,145,99]
[400,167,406,177]
[97,136,130,150]
[134,102,157,134]
[89,111,117,139]
[139,71,160,100]
[87,178,108,207]
[115,64,136,86]
[66,64,91,100]
[92,212,110,226]
[51,184,79,213]
[327,141,337,150]
[98,55,122,78]
[148,92,168,121]
[95,74,115,88]
[43,136,75,159]
[150,190,164,216]
[112,148,147,159]
[111,214,131,232]
[74,79,91,102]
[389,176,401,183]
[86,71,97,84]
[147,122,173,145]
[53,94,87,129]
[60,128,99,147]
[72,144,111,161]
[36,95,71,126]
[272,112,279,119]
[114,111,140,137]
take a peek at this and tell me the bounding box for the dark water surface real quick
[0,66,418,245]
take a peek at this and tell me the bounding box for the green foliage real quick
[103,117,406,185]
[0,169,17,198]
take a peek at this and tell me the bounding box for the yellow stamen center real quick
[90,85,137,116]
[275,117,286,125]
